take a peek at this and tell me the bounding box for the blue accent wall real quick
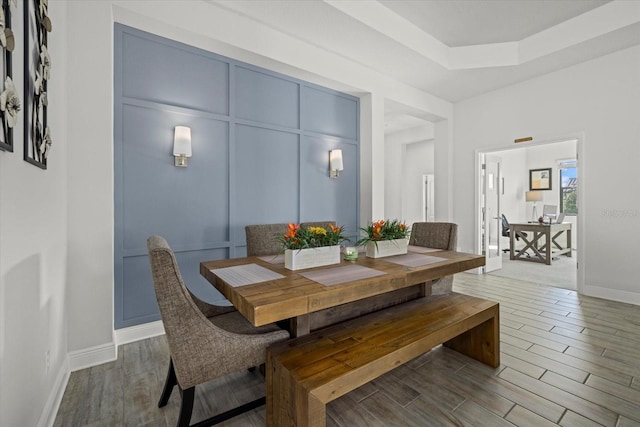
[114,25,360,329]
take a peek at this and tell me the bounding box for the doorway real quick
[422,174,435,222]
[476,137,583,292]
[482,155,502,273]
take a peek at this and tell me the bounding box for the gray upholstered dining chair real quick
[244,223,289,257]
[409,222,458,295]
[147,235,290,427]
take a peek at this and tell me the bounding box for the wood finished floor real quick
[54,274,640,426]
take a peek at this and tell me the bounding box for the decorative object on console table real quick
[23,0,52,169]
[358,219,410,258]
[280,223,346,270]
[0,0,18,153]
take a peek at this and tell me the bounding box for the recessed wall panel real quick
[300,136,358,239]
[115,24,359,329]
[235,125,299,244]
[121,248,228,327]
[122,31,229,114]
[121,104,229,252]
[235,66,299,128]
[302,86,358,139]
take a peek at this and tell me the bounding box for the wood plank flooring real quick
[54,273,640,426]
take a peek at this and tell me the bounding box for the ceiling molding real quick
[324,0,640,70]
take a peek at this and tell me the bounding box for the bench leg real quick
[443,306,500,368]
[267,350,326,427]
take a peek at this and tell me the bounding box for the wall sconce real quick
[173,126,192,167]
[329,149,343,178]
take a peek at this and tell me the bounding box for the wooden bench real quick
[266,292,499,426]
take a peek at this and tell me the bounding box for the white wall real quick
[455,45,640,304]
[403,140,435,226]
[384,124,434,223]
[489,148,527,251]
[0,3,69,426]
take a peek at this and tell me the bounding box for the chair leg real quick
[177,387,195,427]
[159,358,177,408]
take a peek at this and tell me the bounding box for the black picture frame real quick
[529,167,552,191]
[23,0,50,169]
[0,0,15,152]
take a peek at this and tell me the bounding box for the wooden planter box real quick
[284,245,341,270]
[365,239,409,258]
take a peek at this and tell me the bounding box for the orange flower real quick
[285,223,300,239]
[329,223,340,233]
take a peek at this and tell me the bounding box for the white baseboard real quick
[583,285,640,306]
[37,356,70,427]
[35,322,165,427]
[68,342,117,372]
[114,320,165,346]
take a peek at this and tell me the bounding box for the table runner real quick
[210,263,284,287]
[383,253,447,268]
[299,265,386,287]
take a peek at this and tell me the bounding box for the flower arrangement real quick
[280,223,347,250]
[357,219,410,246]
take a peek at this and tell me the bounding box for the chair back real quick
[147,236,227,388]
[245,223,288,256]
[409,222,457,251]
[501,214,510,237]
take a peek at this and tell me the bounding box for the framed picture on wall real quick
[529,167,552,190]
[0,0,17,153]
[23,0,52,169]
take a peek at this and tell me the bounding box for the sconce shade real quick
[525,190,542,202]
[173,126,192,157]
[329,149,344,178]
[330,149,343,171]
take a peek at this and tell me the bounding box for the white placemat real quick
[210,263,284,287]
[299,265,387,287]
[408,245,442,253]
[383,253,447,268]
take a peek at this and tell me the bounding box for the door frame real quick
[474,133,585,294]
[482,154,503,273]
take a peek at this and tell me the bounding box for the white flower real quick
[39,0,48,18]
[35,69,44,95]
[40,45,51,79]
[0,8,5,48]
[9,0,17,9]
[40,126,52,158]
[0,77,20,128]
[40,91,48,107]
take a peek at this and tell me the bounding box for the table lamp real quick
[526,191,542,222]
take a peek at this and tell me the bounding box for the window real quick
[559,160,577,215]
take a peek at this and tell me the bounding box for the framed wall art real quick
[24,0,52,169]
[529,167,552,191]
[0,0,18,152]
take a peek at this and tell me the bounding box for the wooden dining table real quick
[200,247,485,337]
